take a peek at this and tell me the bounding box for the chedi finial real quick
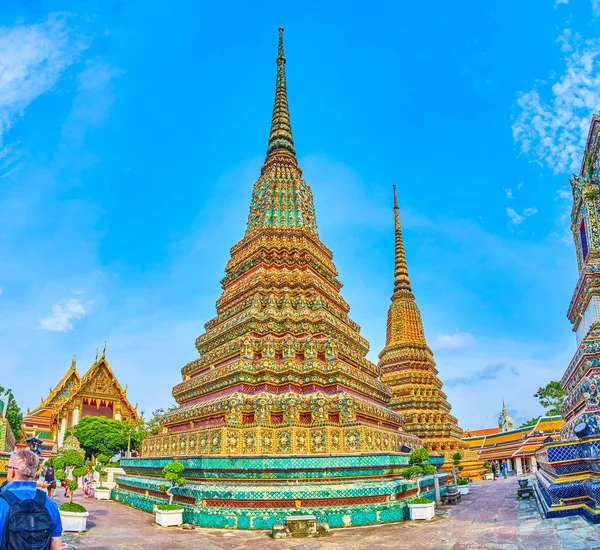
[392,184,412,295]
[266,27,296,159]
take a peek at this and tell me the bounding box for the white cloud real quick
[434,332,476,352]
[506,188,514,199]
[507,206,538,226]
[39,298,87,332]
[0,14,85,172]
[512,30,600,174]
[0,287,3,296]
[593,0,600,17]
[556,188,571,200]
[555,0,569,5]
[507,208,524,225]
[523,207,539,217]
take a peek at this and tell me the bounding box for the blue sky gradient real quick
[1,0,597,429]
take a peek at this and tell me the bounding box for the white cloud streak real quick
[513,30,600,174]
[434,332,476,352]
[39,298,86,332]
[0,14,85,171]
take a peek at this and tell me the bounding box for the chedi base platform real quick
[114,454,447,529]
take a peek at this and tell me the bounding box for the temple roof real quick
[25,348,137,420]
[38,356,80,411]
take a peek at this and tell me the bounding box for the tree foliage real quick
[54,450,86,504]
[534,381,565,416]
[158,461,187,505]
[74,416,144,458]
[408,447,429,466]
[0,386,23,441]
[141,406,177,437]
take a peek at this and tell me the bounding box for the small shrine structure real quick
[21,347,137,457]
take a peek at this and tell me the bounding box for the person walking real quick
[501,459,508,479]
[64,466,74,499]
[44,462,56,499]
[82,467,94,499]
[491,461,497,480]
[0,449,63,549]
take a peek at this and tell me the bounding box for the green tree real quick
[519,417,541,428]
[74,416,144,458]
[403,448,436,498]
[141,406,177,437]
[534,381,565,416]
[0,386,23,441]
[158,461,187,506]
[54,450,86,504]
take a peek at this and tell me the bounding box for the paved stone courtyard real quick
[60,478,600,549]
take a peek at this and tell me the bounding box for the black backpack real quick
[0,490,53,550]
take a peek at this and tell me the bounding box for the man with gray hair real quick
[0,449,63,549]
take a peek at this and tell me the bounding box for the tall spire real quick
[266,27,296,159]
[245,28,318,235]
[392,184,412,295]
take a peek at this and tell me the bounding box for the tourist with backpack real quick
[0,449,63,549]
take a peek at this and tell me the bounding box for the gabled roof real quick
[77,351,138,419]
[34,357,80,413]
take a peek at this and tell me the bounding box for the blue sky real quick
[0,0,597,429]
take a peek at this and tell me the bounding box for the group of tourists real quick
[490,459,508,479]
[40,464,94,500]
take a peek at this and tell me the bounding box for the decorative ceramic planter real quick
[95,488,111,500]
[518,479,529,489]
[485,473,494,480]
[60,511,89,532]
[408,502,435,521]
[155,507,184,527]
[458,484,470,495]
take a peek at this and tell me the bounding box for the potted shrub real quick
[408,496,436,520]
[55,450,89,532]
[484,461,494,480]
[404,448,437,521]
[94,454,111,500]
[155,461,188,527]
[457,477,470,495]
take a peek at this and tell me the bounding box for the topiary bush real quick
[403,448,436,498]
[157,461,187,507]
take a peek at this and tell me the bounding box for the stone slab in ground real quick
[56,478,600,549]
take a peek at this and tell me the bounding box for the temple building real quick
[498,400,514,432]
[115,29,448,530]
[536,114,600,522]
[21,348,138,457]
[377,186,468,454]
[0,395,16,453]
[463,414,563,476]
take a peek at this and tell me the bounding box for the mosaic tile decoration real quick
[536,114,600,522]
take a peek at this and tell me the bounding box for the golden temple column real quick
[114,402,122,421]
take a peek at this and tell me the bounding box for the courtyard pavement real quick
[60,478,600,549]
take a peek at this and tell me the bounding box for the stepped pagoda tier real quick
[141,29,418,458]
[21,348,138,457]
[116,30,449,530]
[378,186,467,453]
